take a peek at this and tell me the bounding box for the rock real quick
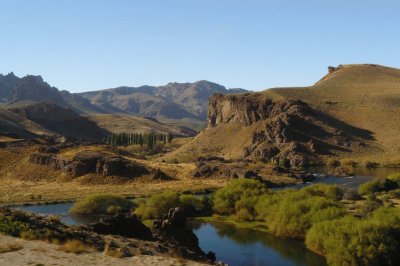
[192,165,216,178]
[38,146,60,154]
[152,208,215,262]
[80,214,153,241]
[328,166,354,177]
[150,168,170,180]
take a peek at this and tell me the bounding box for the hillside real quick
[8,102,109,142]
[164,64,400,164]
[85,114,197,137]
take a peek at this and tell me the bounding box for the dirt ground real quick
[0,234,209,266]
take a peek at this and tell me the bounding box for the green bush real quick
[134,191,207,219]
[306,207,400,266]
[0,216,32,237]
[326,158,340,167]
[365,161,379,168]
[69,194,134,215]
[340,159,357,168]
[388,172,400,187]
[134,191,180,219]
[212,179,268,219]
[264,194,344,238]
[301,184,344,201]
[358,179,398,195]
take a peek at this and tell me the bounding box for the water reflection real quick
[188,220,327,266]
[15,202,106,226]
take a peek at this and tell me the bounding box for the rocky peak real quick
[8,75,66,106]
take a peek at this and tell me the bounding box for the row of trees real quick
[105,132,173,149]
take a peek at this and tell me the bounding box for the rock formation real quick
[29,149,167,179]
[207,93,369,166]
[152,207,216,262]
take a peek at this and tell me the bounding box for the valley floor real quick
[0,234,208,266]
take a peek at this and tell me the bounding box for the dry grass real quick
[59,240,89,254]
[85,114,196,137]
[0,242,23,253]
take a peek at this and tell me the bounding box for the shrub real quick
[388,172,400,187]
[326,158,340,167]
[365,161,379,168]
[306,208,400,266]
[134,192,210,220]
[134,191,180,219]
[340,159,357,168]
[358,179,398,195]
[60,240,88,254]
[301,184,344,201]
[265,194,344,238]
[212,179,268,219]
[69,194,134,215]
[179,194,204,212]
[0,216,32,237]
[0,242,23,253]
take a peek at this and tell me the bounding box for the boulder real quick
[80,214,153,241]
[152,208,215,262]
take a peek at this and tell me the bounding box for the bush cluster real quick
[210,178,400,265]
[134,191,208,219]
[69,194,134,215]
[305,207,400,266]
[358,176,400,195]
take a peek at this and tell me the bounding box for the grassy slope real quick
[164,64,400,163]
[268,64,400,158]
[85,114,197,137]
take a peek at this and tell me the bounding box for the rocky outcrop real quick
[79,214,153,241]
[207,94,368,166]
[152,207,216,262]
[29,149,167,180]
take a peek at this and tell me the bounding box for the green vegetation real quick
[358,178,399,195]
[212,179,267,220]
[0,214,35,237]
[305,207,400,266]
[134,191,208,219]
[69,194,134,215]
[105,132,173,149]
[207,178,400,265]
[326,158,340,167]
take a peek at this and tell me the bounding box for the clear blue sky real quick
[1,0,400,92]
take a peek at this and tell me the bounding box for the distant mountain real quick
[8,75,67,107]
[0,74,249,123]
[78,80,249,120]
[0,72,19,102]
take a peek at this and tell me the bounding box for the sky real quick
[1,0,400,92]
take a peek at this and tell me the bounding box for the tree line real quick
[105,132,173,149]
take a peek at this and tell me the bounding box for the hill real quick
[85,114,197,137]
[8,102,109,142]
[164,64,400,164]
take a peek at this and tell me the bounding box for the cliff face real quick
[206,93,372,166]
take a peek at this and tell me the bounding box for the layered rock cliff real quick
[206,93,372,166]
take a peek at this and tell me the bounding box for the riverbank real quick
[0,234,209,266]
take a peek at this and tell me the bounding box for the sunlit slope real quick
[267,64,400,155]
